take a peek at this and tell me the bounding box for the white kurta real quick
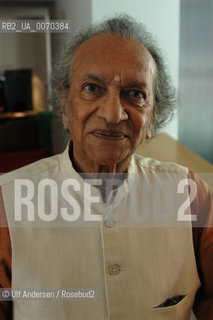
[0,143,200,320]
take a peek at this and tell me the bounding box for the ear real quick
[145,106,156,140]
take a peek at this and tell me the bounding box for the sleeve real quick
[189,171,213,319]
[0,186,13,319]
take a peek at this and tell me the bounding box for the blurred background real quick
[0,0,212,182]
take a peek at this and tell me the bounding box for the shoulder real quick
[132,154,188,174]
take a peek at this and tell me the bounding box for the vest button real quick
[104,218,115,228]
[108,264,121,275]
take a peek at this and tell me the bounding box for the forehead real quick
[71,33,156,84]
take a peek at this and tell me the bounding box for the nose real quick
[96,92,128,124]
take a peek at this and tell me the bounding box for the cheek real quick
[69,100,94,139]
[130,111,152,143]
[132,112,147,133]
[67,101,80,137]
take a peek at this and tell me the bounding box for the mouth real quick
[90,129,128,140]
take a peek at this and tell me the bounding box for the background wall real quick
[179,0,213,164]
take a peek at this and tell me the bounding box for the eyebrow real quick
[82,73,105,84]
[82,73,149,91]
[124,81,148,90]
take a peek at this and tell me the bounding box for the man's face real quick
[65,33,156,172]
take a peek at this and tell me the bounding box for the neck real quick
[69,144,130,201]
[69,142,131,177]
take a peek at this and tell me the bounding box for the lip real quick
[90,129,128,140]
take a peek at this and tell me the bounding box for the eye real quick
[84,83,100,93]
[121,89,147,108]
[127,89,144,99]
[81,82,104,100]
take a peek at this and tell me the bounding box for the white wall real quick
[53,0,92,50]
[179,0,213,164]
[92,0,180,139]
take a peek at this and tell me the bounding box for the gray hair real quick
[49,15,176,134]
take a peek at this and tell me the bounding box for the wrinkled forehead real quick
[71,33,157,84]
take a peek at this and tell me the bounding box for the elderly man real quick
[0,15,213,320]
